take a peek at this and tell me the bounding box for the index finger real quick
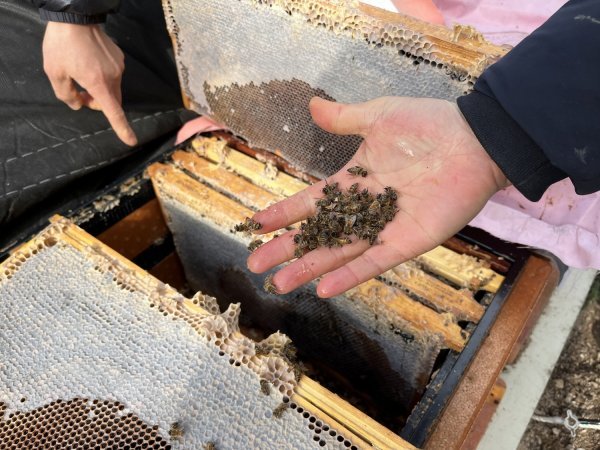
[92,84,137,146]
[251,180,327,233]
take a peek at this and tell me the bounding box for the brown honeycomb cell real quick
[0,399,171,449]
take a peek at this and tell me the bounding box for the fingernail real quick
[126,130,138,146]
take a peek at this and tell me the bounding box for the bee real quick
[348,183,359,194]
[234,217,262,232]
[322,181,339,195]
[328,219,342,234]
[282,342,298,363]
[260,379,271,396]
[343,215,355,235]
[263,274,279,295]
[368,200,381,215]
[247,239,264,252]
[293,233,303,244]
[292,364,303,383]
[255,342,270,356]
[272,402,289,419]
[203,442,216,450]
[384,186,398,201]
[294,247,305,258]
[332,237,352,247]
[347,166,368,177]
[317,230,330,247]
[316,197,331,208]
[169,422,185,441]
[368,233,378,245]
[347,201,362,213]
[382,205,398,222]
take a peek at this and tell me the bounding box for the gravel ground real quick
[519,273,600,450]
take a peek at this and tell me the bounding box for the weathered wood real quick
[191,137,308,198]
[298,378,416,450]
[172,150,284,210]
[418,246,504,293]
[97,199,168,260]
[381,262,484,323]
[425,255,559,449]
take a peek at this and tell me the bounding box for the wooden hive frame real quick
[2,131,557,448]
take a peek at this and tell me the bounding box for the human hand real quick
[42,22,137,146]
[247,97,508,297]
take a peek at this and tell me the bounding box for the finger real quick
[79,91,102,111]
[271,239,371,294]
[247,230,299,273]
[252,180,329,233]
[92,84,137,146]
[316,244,411,298]
[49,77,83,110]
[309,97,379,137]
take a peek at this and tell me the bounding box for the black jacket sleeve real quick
[457,0,600,201]
[32,0,120,24]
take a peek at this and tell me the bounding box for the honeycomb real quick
[0,220,358,449]
[162,0,506,178]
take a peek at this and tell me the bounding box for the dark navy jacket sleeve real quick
[457,0,600,201]
[32,0,120,24]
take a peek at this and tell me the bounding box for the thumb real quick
[309,97,379,136]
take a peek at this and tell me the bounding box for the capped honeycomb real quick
[162,0,507,179]
[0,219,404,449]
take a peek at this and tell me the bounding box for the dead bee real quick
[322,181,339,195]
[316,197,331,208]
[368,200,381,215]
[348,183,359,194]
[255,342,270,356]
[294,247,305,258]
[343,215,357,235]
[203,442,216,450]
[260,379,271,396]
[247,239,264,252]
[282,342,298,363]
[328,220,342,234]
[293,233,302,244]
[332,237,352,247]
[169,421,185,441]
[272,402,289,419]
[384,186,398,201]
[292,364,303,383]
[263,274,279,295]
[234,217,262,232]
[347,166,368,177]
[382,205,398,222]
[317,230,330,247]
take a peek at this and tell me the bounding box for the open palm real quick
[247,97,508,297]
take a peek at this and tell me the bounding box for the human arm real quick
[33,1,137,146]
[458,0,600,200]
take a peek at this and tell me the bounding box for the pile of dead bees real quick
[293,166,399,256]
